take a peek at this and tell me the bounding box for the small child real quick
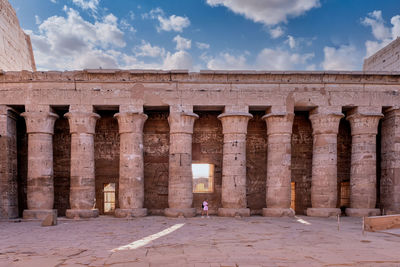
[202,199,209,218]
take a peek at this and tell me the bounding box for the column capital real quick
[218,112,253,134]
[114,112,148,134]
[64,111,100,134]
[168,112,199,134]
[262,112,294,135]
[21,111,59,134]
[347,111,383,136]
[309,112,344,135]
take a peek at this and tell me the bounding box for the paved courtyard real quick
[0,216,400,267]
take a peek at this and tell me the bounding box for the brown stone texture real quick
[65,111,100,218]
[246,112,267,213]
[94,112,120,215]
[0,0,36,71]
[363,37,400,71]
[143,111,169,214]
[53,116,70,216]
[192,112,223,214]
[218,112,252,217]
[0,106,18,218]
[16,116,27,217]
[307,110,343,217]
[346,108,382,217]
[165,111,198,217]
[114,112,147,217]
[291,112,313,215]
[337,118,352,196]
[381,108,400,214]
[22,110,58,219]
[263,112,294,217]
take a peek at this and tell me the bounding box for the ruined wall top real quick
[363,38,400,71]
[0,0,36,72]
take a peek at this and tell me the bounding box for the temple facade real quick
[1,70,400,219]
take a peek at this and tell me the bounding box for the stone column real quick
[165,109,199,217]
[346,107,383,217]
[218,112,253,217]
[306,109,343,217]
[0,106,18,219]
[114,112,148,218]
[21,109,59,219]
[262,112,294,217]
[381,107,400,214]
[65,110,100,218]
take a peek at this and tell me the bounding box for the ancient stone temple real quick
[1,0,400,221]
[1,69,400,220]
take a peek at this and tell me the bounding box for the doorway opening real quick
[104,183,116,214]
[192,163,214,193]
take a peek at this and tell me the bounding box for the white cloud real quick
[206,0,320,26]
[134,41,165,58]
[207,52,248,70]
[269,26,285,39]
[35,15,41,25]
[196,42,210,50]
[285,35,296,49]
[173,35,191,50]
[206,48,313,70]
[144,8,190,32]
[50,0,57,3]
[322,45,362,70]
[362,10,400,57]
[163,50,193,69]
[72,0,99,12]
[256,48,314,70]
[29,7,126,70]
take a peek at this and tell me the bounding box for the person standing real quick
[202,199,209,218]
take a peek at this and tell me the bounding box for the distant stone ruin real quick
[0,0,36,71]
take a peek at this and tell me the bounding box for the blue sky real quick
[8,0,400,71]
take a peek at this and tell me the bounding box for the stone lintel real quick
[21,111,59,134]
[65,111,100,134]
[114,112,147,134]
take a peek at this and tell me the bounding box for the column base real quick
[115,208,147,218]
[164,208,196,218]
[23,209,57,220]
[262,208,295,217]
[218,208,250,217]
[66,209,99,219]
[306,208,341,217]
[345,208,381,217]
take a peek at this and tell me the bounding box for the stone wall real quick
[0,0,36,71]
[381,109,400,213]
[363,37,400,71]
[246,112,267,214]
[143,111,170,214]
[53,116,70,216]
[94,112,120,215]
[192,112,223,214]
[0,107,18,218]
[291,112,313,215]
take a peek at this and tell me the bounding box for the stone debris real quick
[41,213,57,227]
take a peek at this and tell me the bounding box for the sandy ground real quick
[0,215,399,267]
